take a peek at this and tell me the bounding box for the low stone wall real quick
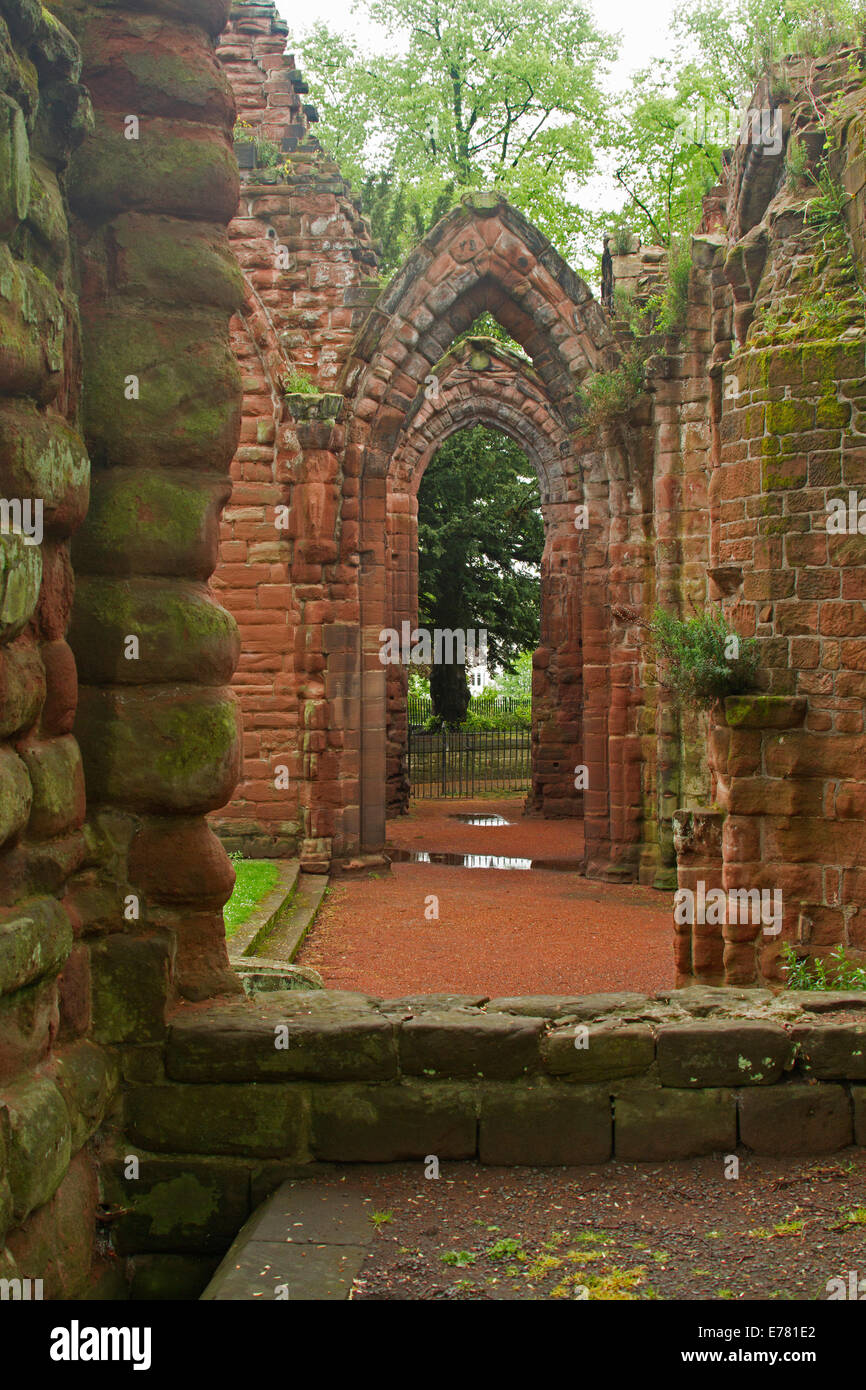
[102,986,866,1281]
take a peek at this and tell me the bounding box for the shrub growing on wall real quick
[649,605,760,709]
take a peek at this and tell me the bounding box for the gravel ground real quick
[296,798,673,996]
[338,1155,866,1301]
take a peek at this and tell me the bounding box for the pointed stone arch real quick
[384,336,582,820]
[346,194,654,878]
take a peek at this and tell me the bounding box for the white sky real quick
[274,0,683,82]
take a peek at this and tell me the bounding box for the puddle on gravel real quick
[391,850,532,869]
[450,813,511,826]
[389,850,583,872]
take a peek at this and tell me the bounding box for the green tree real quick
[417,425,543,724]
[490,649,533,697]
[610,60,725,248]
[297,0,616,271]
[608,0,866,252]
[671,0,866,103]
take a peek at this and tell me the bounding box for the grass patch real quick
[224,858,280,937]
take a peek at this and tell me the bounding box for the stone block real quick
[68,115,239,224]
[398,1009,542,1078]
[739,1082,852,1155]
[81,308,241,473]
[0,639,45,739]
[129,816,234,906]
[614,1083,736,1159]
[102,1152,252,1255]
[542,1021,655,1079]
[0,403,88,536]
[166,997,398,1082]
[0,1072,72,1222]
[311,1081,476,1161]
[4,1149,97,1300]
[0,975,57,1082]
[72,469,228,580]
[70,576,240,686]
[51,1041,118,1150]
[0,746,32,851]
[90,933,172,1044]
[791,1023,866,1080]
[0,895,72,996]
[0,244,63,402]
[75,685,241,815]
[126,1083,310,1159]
[0,93,29,237]
[110,212,243,313]
[656,1021,793,1087]
[479,1080,611,1164]
[0,532,42,645]
[19,735,86,839]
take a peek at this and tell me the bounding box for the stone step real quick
[227,858,300,959]
[253,873,329,961]
[200,1181,373,1301]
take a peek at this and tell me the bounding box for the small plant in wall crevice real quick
[782,943,866,991]
[648,605,760,711]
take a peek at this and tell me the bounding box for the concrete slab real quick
[246,1184,375,1246]
[200,1180,374,1301]
[202,1241,367,1301]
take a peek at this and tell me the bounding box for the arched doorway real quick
[343,194,656,880]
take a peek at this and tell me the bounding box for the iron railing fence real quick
[408,726,531,798]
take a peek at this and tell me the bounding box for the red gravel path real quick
[296,797,674,996]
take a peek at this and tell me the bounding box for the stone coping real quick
[155,985,866,1088]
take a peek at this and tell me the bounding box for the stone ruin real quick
[0,0,864,1297]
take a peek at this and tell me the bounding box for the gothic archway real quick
[345,194,655,879]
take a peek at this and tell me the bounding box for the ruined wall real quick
[674,51,866,985]
[211,3,665,880]
[3,0,246,1297]
[209,1,378,860]
[0,0,107,1300]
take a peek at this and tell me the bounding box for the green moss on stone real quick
[136,1173,220,1236]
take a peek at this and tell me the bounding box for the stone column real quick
[53,0,245,1006]
[672,808,725,985]
[288,393,360,868]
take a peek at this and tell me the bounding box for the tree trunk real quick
[430,661,470,726]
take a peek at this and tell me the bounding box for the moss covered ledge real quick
[723,694,808,729]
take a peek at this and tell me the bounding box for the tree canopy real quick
[297,0,615,271]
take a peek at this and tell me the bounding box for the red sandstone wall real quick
[676,52,866,984]
[0,0,98,1297]
[210,1,378,859]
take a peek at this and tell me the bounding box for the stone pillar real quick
[0,0,110,1300]
[679,695,827,987]
[672,808,725,985]
[53,0,245,1005]
[288,394,360,869]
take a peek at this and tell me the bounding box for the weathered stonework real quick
[0,0,866,1302]
[101,986,866,1266]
